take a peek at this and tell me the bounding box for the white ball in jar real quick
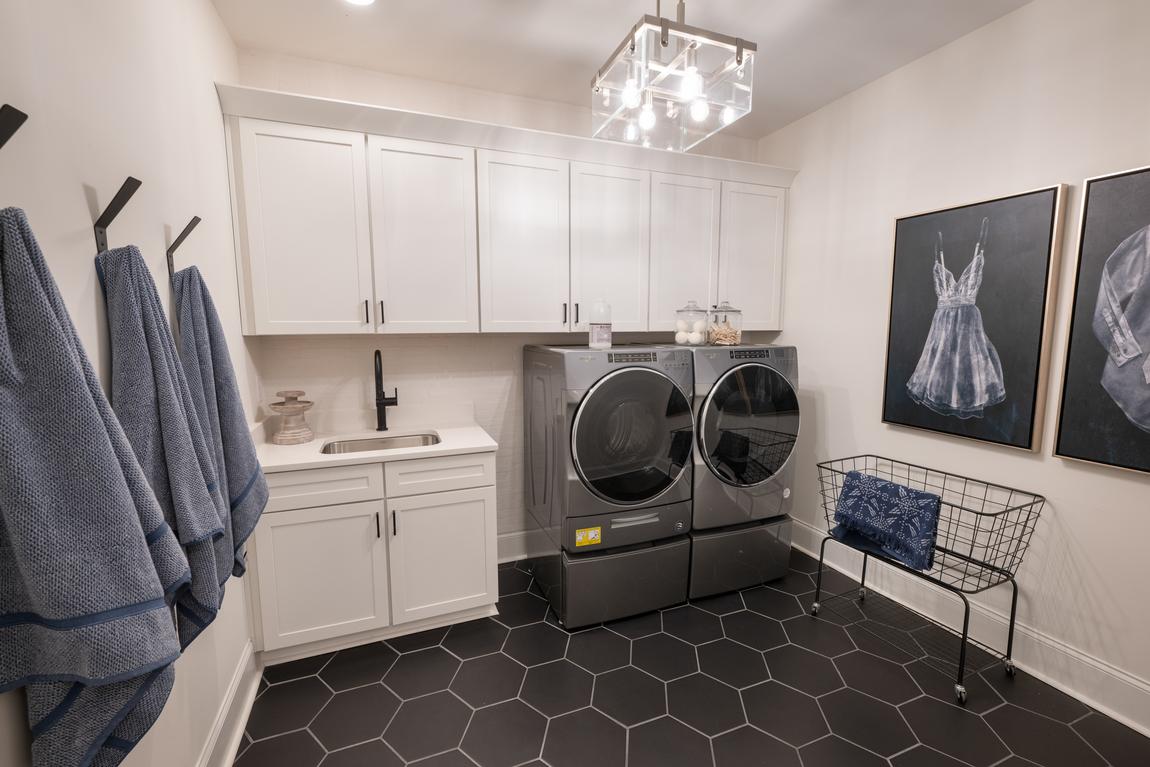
[674,331,689,344]
[691,319,706,333]
[687,331,704,345]
[675,319,689,332]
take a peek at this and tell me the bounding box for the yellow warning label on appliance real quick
[575,526,602,547]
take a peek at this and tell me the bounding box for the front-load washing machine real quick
[689,345,799,598]
[523,345,694,628]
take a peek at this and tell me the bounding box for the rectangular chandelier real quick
[591,7,755,153]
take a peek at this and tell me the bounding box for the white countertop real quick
[256,423,498,473]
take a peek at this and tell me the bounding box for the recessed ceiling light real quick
[345,0,375,6]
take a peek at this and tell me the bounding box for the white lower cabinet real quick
[253,500,390,651]
[388,486,498,624]
[251,454,497,651]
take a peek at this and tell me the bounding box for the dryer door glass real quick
[573,368,694,505]
[700,363,799,487]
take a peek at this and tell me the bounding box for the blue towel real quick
[832,470,941,571]
[0,208,189,767]
[172,266,268,576]
[96,247,229,648]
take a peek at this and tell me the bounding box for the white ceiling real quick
[211,0,1031,139]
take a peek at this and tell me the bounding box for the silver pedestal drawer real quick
[560,537,690,629]
[689,516,792,599]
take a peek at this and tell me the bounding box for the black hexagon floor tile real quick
[632,632,698,681]
[661,605,723,645]
[565,627,630,673]
[741,585,805,621]
[667,672,746,735]
[592,665,666,726]
[461,699,545,767]
[628,716,713,767]
[520,659,593,717]
[543,708,626,767]
[383,690,471,762]
[442,617,509,660]
[310,683,399,751]
[383,646,461,699]
[834,650,920,704]
[741,680,828,747]
[764,643,843,696]
[712,725,800,767]
[319,642,398,692]
[236,730,324,767]
[697,638,768,689]
[799,735,887,767]
[238,548,1150,767]
[814,567,859,596]
[721,610,787,651]
[319,740,403,767]
[985,703,1106,767]
[503,622,568,666]
[819,687,916,757]
[245,676,331,740]
[788,548,821,574]
[450,652,525,707]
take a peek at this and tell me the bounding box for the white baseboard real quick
[498,528,552,562]
[789,518,1150,738]
[197,641,260,767]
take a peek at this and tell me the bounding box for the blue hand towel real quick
[172,266,268,576]
[96,247,229,648]
[832,470,941,571]
[0,207,189,767]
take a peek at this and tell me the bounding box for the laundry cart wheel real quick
[954,685,967,705]
[809,602,820,616]
[1004,659,1017,678]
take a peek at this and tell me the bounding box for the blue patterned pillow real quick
[832,471,941,571]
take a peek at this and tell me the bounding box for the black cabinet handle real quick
[392,510,398,536]
[575,303,580,324]
[562,303,568,324]
[375,511,381,539]
[363,299,369,323]
[380,300,385,324]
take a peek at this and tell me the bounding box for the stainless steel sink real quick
[320,434,440,454]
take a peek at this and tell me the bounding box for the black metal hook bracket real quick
[0,104,28,152]
[94,177,142,253]
[166,216,201,279]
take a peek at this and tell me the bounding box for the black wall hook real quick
[93,177,142,253]
[166,216,201,279]
[0,104,28,152]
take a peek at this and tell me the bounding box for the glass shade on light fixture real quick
[591,12,754,152]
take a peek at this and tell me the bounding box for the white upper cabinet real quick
[570,162,650,332]
[367,136,479,333]
[477,150,571,332]
[234,119,374,335]
[648,172,722,331]
[718,181,787,330]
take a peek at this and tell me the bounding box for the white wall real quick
[0,1,254,764]
[237,50,760,162]
[758,0,1150,732]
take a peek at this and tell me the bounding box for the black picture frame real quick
[882,186,1066,450]
[1055,165,1150,475]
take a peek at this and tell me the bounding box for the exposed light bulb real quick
[622,78,641,109]
[721,106,737,125]
[690,99,710,122]
[345,0,376,5]
[624,121,639,142]
[639,93,656,130]
[680,65,703,101]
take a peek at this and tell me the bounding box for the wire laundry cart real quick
[814,455,1045,704]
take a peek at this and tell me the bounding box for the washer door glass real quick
[573,368,694,505]
[700,363,799,487]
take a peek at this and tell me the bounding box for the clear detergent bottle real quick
[588,299,612,349]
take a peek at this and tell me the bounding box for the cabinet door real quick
[477,150,570,332]
[253,501,388,650]
[570,162,650,332]
[368,136,479,333]
[718,181,787,330]
[648,172,721,331]
[388,486,498,624]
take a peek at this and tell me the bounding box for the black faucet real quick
[374,349,399,431]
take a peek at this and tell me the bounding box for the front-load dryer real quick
[523,345,694,628]
[689,345,799,598]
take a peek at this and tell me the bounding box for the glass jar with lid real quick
[674,300,708,345]
[708,301,743,345]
